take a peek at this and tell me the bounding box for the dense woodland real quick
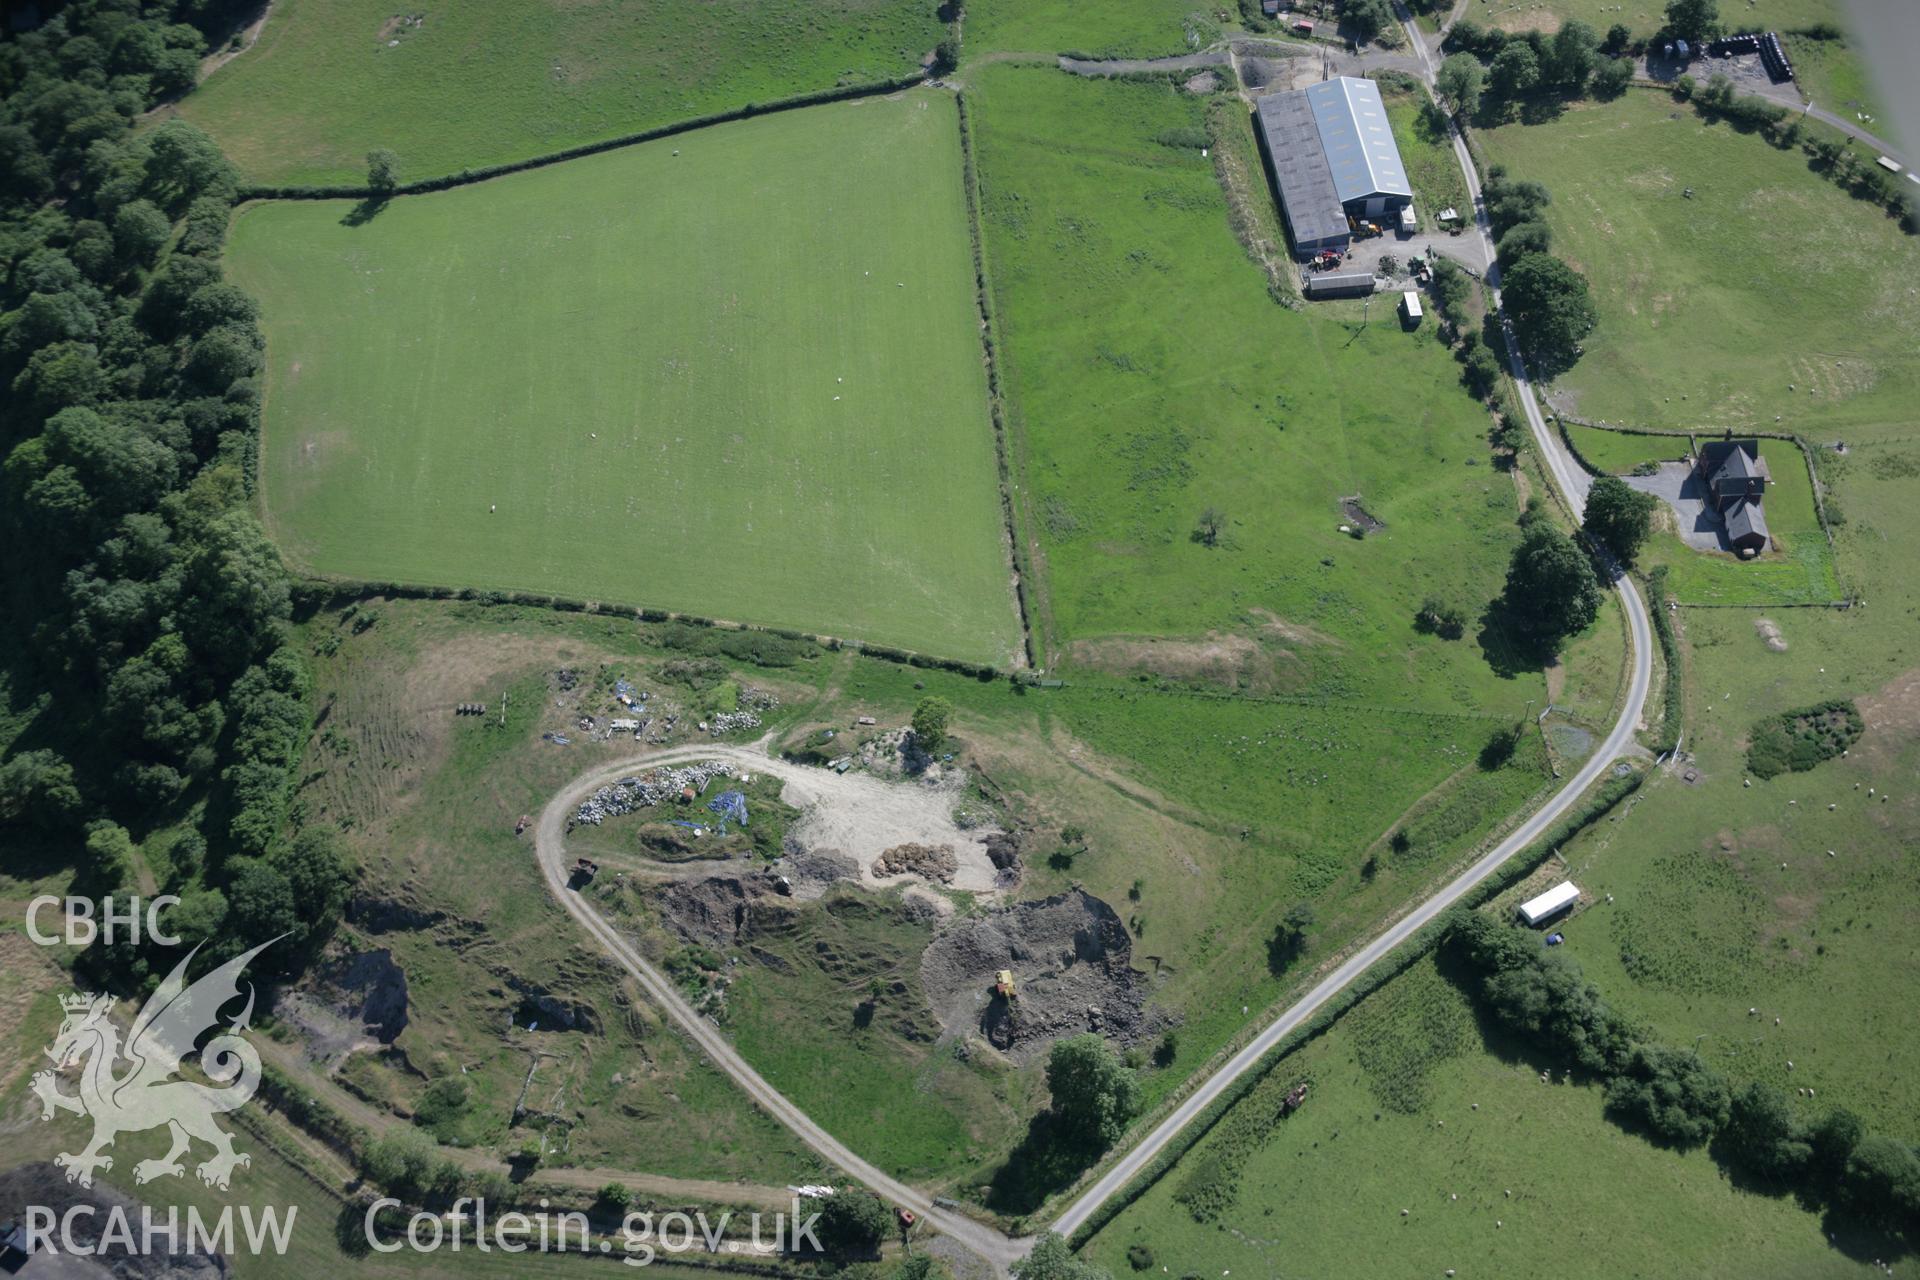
[0,0,348,985]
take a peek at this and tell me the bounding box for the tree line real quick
[1448,910,1920,1236]
[1,0,348,986]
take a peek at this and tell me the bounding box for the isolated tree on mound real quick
[1503,521,1601,647]
[1015,1234,1112,1280]
[1583,476,1659,565]
[1436,52,1485,116]
[1664,0,1719,43]
[1046,1034,1142,1153]
[1194,505,1227,547]
[1500,253,1597,374]
[815,1188,891,1256]
[367,148,401,193]
[911,696,952,753]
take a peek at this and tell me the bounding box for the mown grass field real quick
[233,94,1020,664]
[1480,90,1920,436]
[1084,954,1884,1279]
[1787,31,1891,128]
[174,0,943,186]
[971,66,1543,713]
[1561,422,1691,474]
[962,0,1205,57]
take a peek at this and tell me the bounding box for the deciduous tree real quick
[1502,520,1601,646]
[1583,475,1658,564]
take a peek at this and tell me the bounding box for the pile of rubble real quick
[708,710,762,734]
[874,842,959,883]
[572,761,735,826]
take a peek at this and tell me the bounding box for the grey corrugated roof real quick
[1306,271,1376,297]
[1304,77,1412,205]
[1255,90,1349,248]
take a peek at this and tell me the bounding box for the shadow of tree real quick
[341,194,391,227]
[986,1111,1097,1214]
[1475,594,1558,679]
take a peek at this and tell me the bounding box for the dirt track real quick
[533,740,1027,1271]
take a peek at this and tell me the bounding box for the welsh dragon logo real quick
[32,939,278,1191]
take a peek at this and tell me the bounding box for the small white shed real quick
[1517,881,1579,926]
[1401,291,1423,326]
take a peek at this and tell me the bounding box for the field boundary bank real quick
[955,90,1041,671]
[1056,682,1524,721]
[292,577,1004,680]
[1058,766,1648,1247]
[957,86,1062,665]
[232,73,931,202]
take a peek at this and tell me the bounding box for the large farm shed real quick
[1254,76,1414,258]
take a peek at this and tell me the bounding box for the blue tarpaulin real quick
[707,790,749,833]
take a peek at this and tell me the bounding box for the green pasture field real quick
[1083,954,1881,1279]
[1543,427,1920,1139]
[1043,685,1556,1095]
[232,94,1021,665]
[1480,90,1920,437]
[962,0,1204,58]
[970,66,1545,713]
[174,0,943,186]
[1560,422,1690,473]
[1474,0,1848,38]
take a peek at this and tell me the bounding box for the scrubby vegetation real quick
[1745,699,1864,779]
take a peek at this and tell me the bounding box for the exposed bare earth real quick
[920,889,1160,1062]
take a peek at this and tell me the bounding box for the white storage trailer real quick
[1517,881,1580,926]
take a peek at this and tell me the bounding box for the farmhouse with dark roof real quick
[1694,438,1772,555]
